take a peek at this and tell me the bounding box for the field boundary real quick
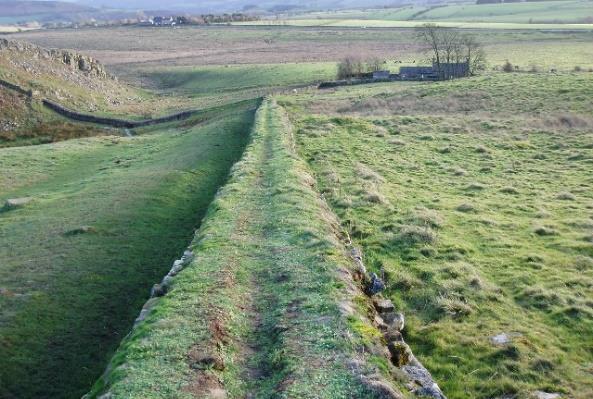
[41,99,199,128]
[0,77,201,128]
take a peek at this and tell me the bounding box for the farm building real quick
[372,70,391,79]
[438,62,470,79]
[400,61,469,80]
[399,66,435,80]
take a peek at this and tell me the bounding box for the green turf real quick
[87,98,409,399]
[143,62,337,96]
[238,18,593,30]
[0,100,257,399]
[280,72,593,398]
[276,0,593,24]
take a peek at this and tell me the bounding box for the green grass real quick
[239,18,593,30]
[87,98,408,399]
[276,0,593,24]
[143,62,337,97]
[0,100,257,399]
[281,72,593,398]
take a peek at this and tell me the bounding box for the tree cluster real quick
[415,23,487,76]
[336,56,386,80]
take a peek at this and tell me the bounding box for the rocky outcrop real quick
[0,38,111,80]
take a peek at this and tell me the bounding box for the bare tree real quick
[415,23,442,70]
[368,57,386,72]
[416,23,486,78]
[337,57,356,80]
[461,34,487,75]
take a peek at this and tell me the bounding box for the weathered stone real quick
[385,329,404,343]
[382,312,404,331]
[367,273,386,296]
[169,259,184,276]
[388,341,412,367]
[490,332,522,346]
[367,343,390,358]
[2,197,33,211]
[134,297,159,326]
[150,283,166,298]
[361,375,404,399]
[374,314,388,330]
[415,384,446,399]
[534,392,561,399]
[78,58,91,72]
[374,298,395,313]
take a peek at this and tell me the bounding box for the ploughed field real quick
[0,101,256,398]
[280,72,593,398]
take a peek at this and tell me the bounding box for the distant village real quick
[43,14,260,29]
[138,14,260,27]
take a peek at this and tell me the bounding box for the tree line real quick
[336,24,486,80]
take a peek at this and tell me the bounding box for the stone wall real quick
[42,99,199,128]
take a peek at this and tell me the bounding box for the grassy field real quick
[7,26,593,78]
[0,100,257,399]
[279,72,593,398]
[87,98,410,399]
[141,62,336,97]
[2,20,593,399]
[288,0,593,24]
[239,19,593,30]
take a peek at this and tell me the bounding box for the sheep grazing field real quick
[1,14,592,399]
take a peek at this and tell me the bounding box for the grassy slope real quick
[88,99,407,399]
[279,0,593,24]
[0,100,257,399]
[237,19,593,30]
[144,63,336,97]
[281,73,593,398]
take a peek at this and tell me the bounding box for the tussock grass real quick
[396,225,437,245]
[556,191,576,201]
[456,203,477,213]
[287,71,593,398]
[534,226,558,236]
[466,182,486,191]
[406,207,444,229]
[500,186,520,194]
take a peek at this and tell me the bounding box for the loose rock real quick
[367,273,386,296]
[388,341,412,367]
[490,332,522,346]
[2,197,33,211]
[374,298,395,313]
[534,392,561,399]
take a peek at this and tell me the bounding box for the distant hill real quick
[0,1,95,17]
[73,0,410,13]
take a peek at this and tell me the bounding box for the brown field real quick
[6,26,593,78]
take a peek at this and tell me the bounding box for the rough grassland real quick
[0,101,256,399]
[289,0,593,24]
[281,72,593,398]
[88,99,407,399]
[8,26,593,75]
